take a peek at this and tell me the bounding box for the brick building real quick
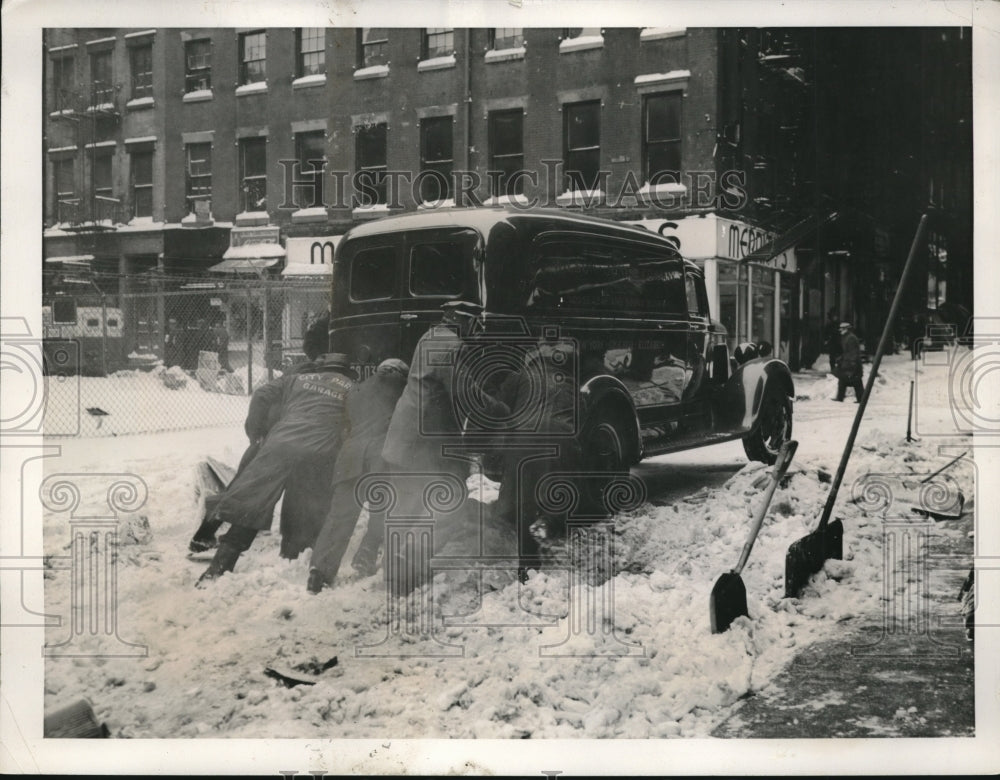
[42,26,972,368]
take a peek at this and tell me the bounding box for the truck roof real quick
[340,206,687,258]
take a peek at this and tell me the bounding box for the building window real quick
[239,30,266,85]
[53,156,75,220]
[130,149,153,218]
[644,92,681,184]
[93,153,113,200]
[419,116,453,203]
[51,56,74,111]
[130,44,153,100]
[489,28,523,50]
[750,267,776,345]
[422,28,453,60]
[357,28,388,69]
[563,100,601,192]
[185,142,212,209]
[90,49,114,105]
[239,137,267,212]
[296,28,325,77]
[488,109,524,197]
[355,123,387,207]
[184,39,211,92]
[295,130,326,208]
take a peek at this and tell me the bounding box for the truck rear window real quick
[409,242,466,297]
[349,246,396,301]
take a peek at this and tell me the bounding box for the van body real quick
[330,208,793,466]
[42,304,126,377]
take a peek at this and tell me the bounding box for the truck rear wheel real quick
[578,407,633,517]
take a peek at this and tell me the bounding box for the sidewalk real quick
[712,515,975,738]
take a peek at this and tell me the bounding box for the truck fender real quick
[719,358,795,433]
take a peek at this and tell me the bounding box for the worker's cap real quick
[441,300,484,318]
[839,322,852,330]
[376,358,410,378]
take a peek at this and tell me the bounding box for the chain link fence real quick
[42,272,330,438]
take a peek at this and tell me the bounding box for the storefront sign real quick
[716,217,796,272]
[230,226,281,248]
[625,215,796,271]
[624,216,718,259]
[282,236,341,276]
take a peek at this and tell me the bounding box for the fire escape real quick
[48,63,124,262]
[743,29,814,226]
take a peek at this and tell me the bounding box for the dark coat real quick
[256,357,355,456]
[382,321,508,468]
[244,358,321,442]
[333,369,408,485]
[212,354,355,532]
[825,320,843,358]
[838,331,863,380]
[500,341,578,436]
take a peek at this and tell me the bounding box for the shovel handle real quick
[920,451,967,484]
[818,213,931,531]
[734,439,798,575]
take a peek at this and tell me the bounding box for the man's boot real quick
[306,568,326,594]
[195,542,241,587]
[189,516,222,553]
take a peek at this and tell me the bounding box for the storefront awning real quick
[741,211,840,265]
[281,263,332,277]
[222,243,286,260]
[208,257,283,274]
[44,254,95,267]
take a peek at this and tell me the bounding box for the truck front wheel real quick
[742,390,793,464]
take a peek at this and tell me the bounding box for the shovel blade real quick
[710,572,748,634]
[783,518,844,598]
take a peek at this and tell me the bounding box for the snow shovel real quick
[711,439,798,634]
[785,212,931,598]
[910,451,967,520]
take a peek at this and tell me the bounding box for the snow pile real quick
[161,365,189,389]
[44,367,250,437]
[40,354,974,738]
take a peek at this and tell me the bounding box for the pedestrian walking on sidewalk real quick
[834,321,865,402]
[824,309,842,375]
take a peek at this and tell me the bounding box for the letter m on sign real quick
[311,241,335,266]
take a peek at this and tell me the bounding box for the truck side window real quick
[410,242,465,297]
[530,238,685,315]
[633,256,685,315]
[350,246,396,301]
[686,269,710,318]
[685,272,701,316]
